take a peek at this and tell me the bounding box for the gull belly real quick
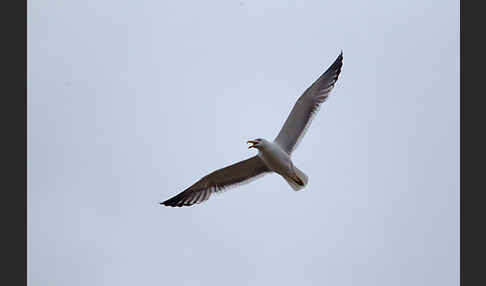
[257,141,292,175]
[257,141,308,191]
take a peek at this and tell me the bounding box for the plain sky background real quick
[28,1,459,285]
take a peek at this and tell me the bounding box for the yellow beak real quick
[247,140,258,149]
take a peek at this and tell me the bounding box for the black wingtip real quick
[160,201,182,207]
[160,199,179,207]
[326,50,343,77]
[336,50,343,63]
[159,197,176,207]
[318,50,343,86]
[160,192,191,207]
[335,50,343,65]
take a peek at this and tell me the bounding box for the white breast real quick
[257,142,292,175]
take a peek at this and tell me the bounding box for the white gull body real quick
[253,138,308,191]
[161,52,343,207]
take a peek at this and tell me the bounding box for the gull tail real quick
[283,166,308,191]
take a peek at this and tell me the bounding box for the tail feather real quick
[283,166,308,191]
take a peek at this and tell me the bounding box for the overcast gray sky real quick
[28,1,459,285]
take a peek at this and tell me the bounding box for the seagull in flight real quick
[161,51,343,207]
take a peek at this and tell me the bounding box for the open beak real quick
[247,140,258,149]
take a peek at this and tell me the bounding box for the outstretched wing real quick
[274,52,343,154]
[161,156,269,207]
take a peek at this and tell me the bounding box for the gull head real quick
[247,138,267,150]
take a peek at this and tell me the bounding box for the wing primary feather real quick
[161,156,269,207]
[274,51,343,153]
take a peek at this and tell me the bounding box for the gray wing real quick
[274,52,343,154]
[161,156,269,207]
